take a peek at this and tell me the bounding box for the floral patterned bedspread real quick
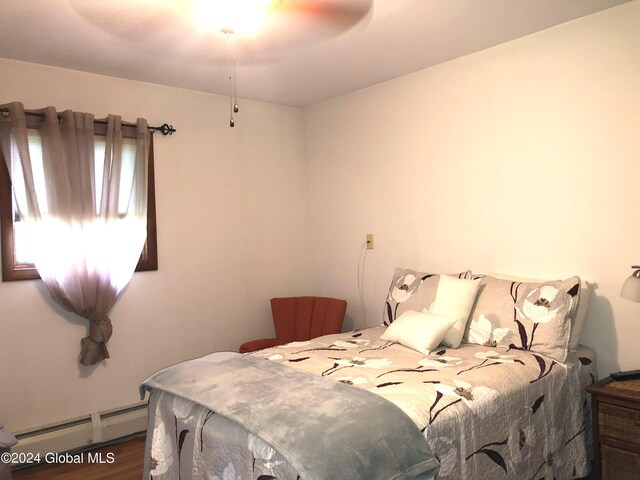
[145,327,596,480]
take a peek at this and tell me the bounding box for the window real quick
[0,125,158,281]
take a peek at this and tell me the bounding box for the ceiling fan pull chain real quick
[233,40,239,114]
[226,32,235,127]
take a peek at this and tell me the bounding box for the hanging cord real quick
[357,242,368,329]
[226,33,235,127]
[233,50,239,114]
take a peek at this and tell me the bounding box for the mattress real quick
[144,326,596,479]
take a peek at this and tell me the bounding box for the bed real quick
[142,270,597,480]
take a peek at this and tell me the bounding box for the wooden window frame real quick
[0,134,158,282]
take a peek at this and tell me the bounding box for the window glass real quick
[0,129,158,281]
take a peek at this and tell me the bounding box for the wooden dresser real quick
[586,377,640,480]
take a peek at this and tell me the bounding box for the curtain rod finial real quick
[151,124,176,136]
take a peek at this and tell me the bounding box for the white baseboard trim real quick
[11,402,148,465]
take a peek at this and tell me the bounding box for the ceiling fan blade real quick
[273,0,373,29]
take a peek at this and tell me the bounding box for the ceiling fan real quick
[69,0,373,126]
[193,0,374,36]
[69,0,373,44]
[189,0,373,125]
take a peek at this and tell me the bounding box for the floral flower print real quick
[458,351,523,375]
[331,339,372,349]
[473,351,517,363]
[507,408,536,465]
[385,271,431,324]
[537,426,572,479]
[468,314,510,347]
[248,434,276,461]
[418,355,463,369]
[510,281,578,352]
[434,380,475,401]
[322,356,392,376]
[465,438,508,475]
[391,273,422,303]
[336,357,392,369]
[173,395,195,422]
[517,286,563,324]
[433,380,499,418]
[211,462,240,480]
[247,434,283,472]
[149,421,174,476]
[334,376,369,386]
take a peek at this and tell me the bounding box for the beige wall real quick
[2,0,639,434]
[0,59,309,433]
[304,1,640,376]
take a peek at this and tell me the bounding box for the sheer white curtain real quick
[0,102,150,365]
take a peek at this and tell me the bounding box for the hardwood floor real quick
[12,436,145,480]
[9,436,592,480]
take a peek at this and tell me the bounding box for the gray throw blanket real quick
[141,352,439,480]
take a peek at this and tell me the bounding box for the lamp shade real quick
[620,266,640,303]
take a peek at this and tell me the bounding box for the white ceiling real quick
[0,0,631,107]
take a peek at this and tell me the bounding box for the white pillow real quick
[381,310,456,355]
[430,274,481,348]
[488,272,592,351]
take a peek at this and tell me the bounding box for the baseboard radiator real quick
[11,401,147,466]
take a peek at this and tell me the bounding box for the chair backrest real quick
[271,296,347,343]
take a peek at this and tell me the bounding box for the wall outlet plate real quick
[366,233,374,250]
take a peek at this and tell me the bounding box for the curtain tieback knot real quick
[79,315,113,366]
[88,315,113,343]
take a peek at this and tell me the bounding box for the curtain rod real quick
[0,109,176,136]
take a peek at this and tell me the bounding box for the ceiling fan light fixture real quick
[193,0,275,35]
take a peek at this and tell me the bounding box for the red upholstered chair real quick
[239,296,347,353]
